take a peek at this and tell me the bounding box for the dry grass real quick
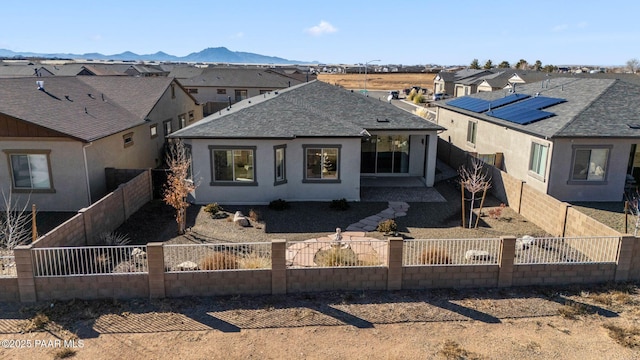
[54,348,77,359]
[237,252,271,269]
[317,73,436,92]
[314,247,359,267]
[557,302,591,319]
[249,209,260,222]
[421,248,451,265]
[603,323,640,348]
[438,339,484,360]
[199,252,238,270]
[21,312,50,332]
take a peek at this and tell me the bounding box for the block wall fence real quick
[8,236,640,303]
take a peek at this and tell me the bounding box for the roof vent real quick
[628,123,640,129]
[376,118,390,123]
[36,80,44,91]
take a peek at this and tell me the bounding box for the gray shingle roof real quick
[0,76,171,141]
[171,80,444,139]
[437,77,640,138]
[178,66,303,88]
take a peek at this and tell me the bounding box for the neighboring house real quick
[434,77,640,202]
[433,69,493,97]
[176,66,305,116]
[0,76,202,211]
[170,80,444,205]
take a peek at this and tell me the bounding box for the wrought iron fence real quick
[286,239,388,268]
[515,236,620,264]
[0,250,16,278]
[404,238,501,266]
[164,242,271,272]
[32,246,148,277]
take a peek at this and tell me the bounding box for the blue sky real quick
[2,1,638,66]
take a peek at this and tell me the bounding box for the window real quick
[466,121,477,146]
[235,89,248,102]
[304,145,340,182]
[150,124,158,138]
[171,84,176,99]
[209,146,256,185]
[163,119,172,136]
[260,90,272,95]
[123,132,134,148]
[217,89,227,95]
[529,142,548,178]
[186,88,198,94]
[274,145,287,185]
[5,150,53,192]
[571,146,610,182]
[178,114,187,129]
[188,110,194,122]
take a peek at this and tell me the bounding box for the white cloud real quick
[305,21,337,36]
[552,24,569,32]
[232,32,244,39]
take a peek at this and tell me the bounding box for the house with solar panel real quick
[433,77,640,202]
[170,80,444,205]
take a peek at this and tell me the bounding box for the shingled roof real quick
[171,80,444,139]
[0,76,174,141]
[178,66,302,88]
[437,77,640,138]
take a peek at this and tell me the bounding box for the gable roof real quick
[437,77,640,139]
[171,80,444,139]
[0,76,174,141]
[178,66,303,88]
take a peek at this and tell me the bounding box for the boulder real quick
[465,250,490,260]
[233,211,250,227]
[516,235,536,250]
[176,261,199,271]
[131,248,147,258]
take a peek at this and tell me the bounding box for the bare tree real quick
[0,190,33,250]
[459,158,492,229]
[625,190,640,236]
[163,139,197,235]
[627,58,639,74]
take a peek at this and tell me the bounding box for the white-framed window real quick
[529,142,549,178]
[274,145,287,185]
[209,146,256,185]
[188,110,195,122]
[123,132,134,148]
[178,114,187,129]
[163,119,172,136]
[235,89,248,102]
[150,124,158,138]
[4,150,54,192]
[303,145,340,182]
[466,120,477,146]
[571,146,610,182]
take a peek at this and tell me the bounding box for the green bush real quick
[329,198,350,211]
[204,203,223,215]
[376,219,397,234]
[268,199,289,211]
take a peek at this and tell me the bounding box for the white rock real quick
[176,261,198,271]
[233,211,250,227]
[131,248,146,258]
[465,250,490,260]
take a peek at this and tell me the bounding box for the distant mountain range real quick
[0,47,317,64]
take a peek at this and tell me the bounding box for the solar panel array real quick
[447,93,566,125]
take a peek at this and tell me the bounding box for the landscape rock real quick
[465,250,490,260]
[233,211,250,227]
[176,261,198,271]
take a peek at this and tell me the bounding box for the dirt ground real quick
[2,283,640,360]
[317,73,436,93]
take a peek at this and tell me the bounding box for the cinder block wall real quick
[33,274,149,301]
[164,271,272,297]
[402,265,499,289]
[287,267,388,292]
[564,207,621,237]
[488,167,523,212]
[627,239,640,280]
[519,184,566,236]
[32,214,86,248]
[512,264,616,286]
[0,278,19,301]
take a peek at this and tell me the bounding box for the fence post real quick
[147,242,165,298]
[387,237,403,291]
[271,239,287,295]
[14,245,37,303]
[615,236,636,282]
[498,236,516,287]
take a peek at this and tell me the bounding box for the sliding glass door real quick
[360,135,410,174]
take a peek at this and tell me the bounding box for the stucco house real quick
[170,80,444,205]
[0,76,202,211]
[434,77,640,202]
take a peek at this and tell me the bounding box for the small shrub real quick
[407,88,417,101]
[204,202,223,215]
[314,248,359,267]
[238,253,271,269]
[268,199,289,211]
[22,312,50,332]
[376,219,397,234]
[488,203,506,219]
[420,248,451,264]
[54,348,77,359]
[249,209,260,222]
[412,92,424,104]
[558,302,590,319]
[438,339,483,360]
[329,198,350,211]
[199,252,238,270]
[226,216,233,222]
[95,232,131,246]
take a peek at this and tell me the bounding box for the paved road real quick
[364,90,435,113]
